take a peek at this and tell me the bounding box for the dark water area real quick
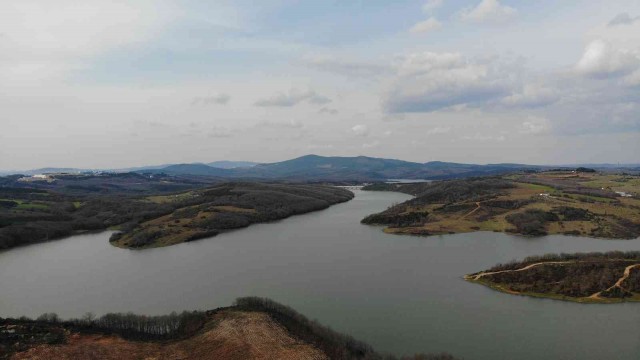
[1,190,639,359]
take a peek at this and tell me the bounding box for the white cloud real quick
[502,84,558,108]
[461,133,506,141]
[208,126,235,138]
[255,119,304,129]
[385,52,509,113]
[425,127,451,135]
[520,116,551,135]
[575,40,640,79]
[304,55,391,78]
[422,0,443,13]
[362,140,380,149]
[460,0,517,23]
[0,1,171,82]
[191,94,230,105]
[410,17,442,34]
[624,69,640,87]
[351,124,370,137]
[255,89,332,107]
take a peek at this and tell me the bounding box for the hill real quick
[146,155,545,181]
[361,171,640,239]
[0,297,456,360]
[207,160,259,169]
[466,251,640,303]
[0,182,352,251]
[110,183,354,249]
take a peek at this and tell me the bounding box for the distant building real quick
[615,191,633,198]
[17,174,54,183]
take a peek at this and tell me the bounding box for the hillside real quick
[0,297,456,360]
[147,155,544,181]
[0,172,214,195]
[466,252,640,303]
[362,171,640,239]
[0,182,352,251]
[208,161,259,169]
[110,183,354,249]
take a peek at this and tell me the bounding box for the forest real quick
[361,171,640,239]
[1,298,457,360]
[0,180,353,250]
[467,251,640,302]
[110,183,354,248]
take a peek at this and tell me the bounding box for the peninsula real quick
[465,252,640,303]
[362,171,640,239]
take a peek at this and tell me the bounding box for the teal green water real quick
[1,190,639,359]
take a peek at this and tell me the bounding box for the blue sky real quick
[1,0,639,169]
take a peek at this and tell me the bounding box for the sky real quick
[1,0,640,170]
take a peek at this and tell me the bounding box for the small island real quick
[362,171,640,239]
[465,252,640,303]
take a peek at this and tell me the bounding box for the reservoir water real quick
[0,190,639,359]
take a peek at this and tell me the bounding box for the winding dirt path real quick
[589,264,640,299]
[459,202,481,220]
[466,261,573,281]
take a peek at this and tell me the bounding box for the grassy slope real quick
[362,172,640,239]
[111,183,354,249]
[1,298,457,360]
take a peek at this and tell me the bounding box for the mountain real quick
[207,161,259,169]
[159,163,233,177]
[8,156,636,181]
[145,155,545,181]
[247,154,426,180]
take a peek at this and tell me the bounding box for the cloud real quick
[624,70,640,87]
[575,40,640,79]
[351,124,370,137]
[0,1,170,82]
[318,107,339,115]
[191,94,230,105]
[384,52,510,113]
[255,89,331,107]
[608,13,640,27]
[362,140,380,149]
[422,0,443,13]
[520,116,551,135]
[461,133,506,141]
[425,127,451,135]
[459,0,517,23]
[208,126,235,138]
[304,56,391,78]
[502,84,558,108]
[255,119,304,129]
[410,17,442,34]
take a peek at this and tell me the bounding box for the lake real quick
[1,190,639,359]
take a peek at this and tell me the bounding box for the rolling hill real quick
[146,155,545,181]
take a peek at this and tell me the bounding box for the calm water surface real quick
[1,190,639,359]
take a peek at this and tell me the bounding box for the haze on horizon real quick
[1,0,639,170]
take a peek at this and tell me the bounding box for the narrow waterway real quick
[1,190,639,359]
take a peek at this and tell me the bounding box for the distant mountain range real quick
[0,161,259,176]
[140,155,550,181]
[2,155,638,181]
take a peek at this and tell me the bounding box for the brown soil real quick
[11,311,327,360]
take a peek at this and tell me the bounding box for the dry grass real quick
[382,173,640,239]
[11,311,327,360]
